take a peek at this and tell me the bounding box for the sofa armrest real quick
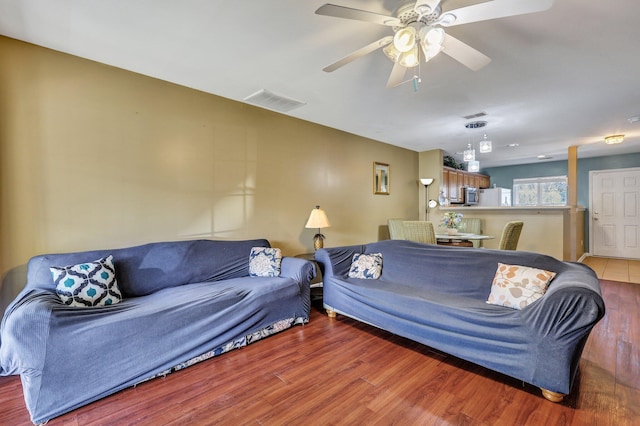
[280,257,315,285]
[315,245,367,279]
[522,282,604,341]
[522,263,604,339]
[0,289,57,376]
[519,265,605,393]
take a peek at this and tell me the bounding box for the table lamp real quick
[305,205,331,250]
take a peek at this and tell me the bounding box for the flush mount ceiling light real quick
[537,155,552,160]
[604,134,625,145]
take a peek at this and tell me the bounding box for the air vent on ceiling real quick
[243,89,306,113]
[462,111,487,120]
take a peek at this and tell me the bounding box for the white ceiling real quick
[1,0,639,168]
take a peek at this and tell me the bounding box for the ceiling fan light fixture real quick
[421,27,445,46]
[393,27,417,53]
[383,43,401,63]
[422,44,442,62]
[398,44,419,68]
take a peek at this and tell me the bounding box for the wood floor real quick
[1,280,638,425]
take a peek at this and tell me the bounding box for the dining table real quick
[435,233,495,247]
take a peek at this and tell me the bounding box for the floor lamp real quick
[420,178,434,221]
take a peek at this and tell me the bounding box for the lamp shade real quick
[305,206,331,229]
[420,178,434,186]
[393,27,417,52]
[398,44,419,68]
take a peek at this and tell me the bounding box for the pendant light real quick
[479,134,492,153]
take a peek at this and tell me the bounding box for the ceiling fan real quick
[315,0,554,89]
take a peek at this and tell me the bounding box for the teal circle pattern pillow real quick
[50,255,123,307]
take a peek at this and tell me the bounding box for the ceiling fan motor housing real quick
[392,2,441,31]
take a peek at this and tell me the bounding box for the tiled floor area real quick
[581,256,640,284]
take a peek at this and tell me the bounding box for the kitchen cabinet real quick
[447,169,461,202]
[464,173,473,188]
[478,174,490,189]
[441,168,450,200]
[442,167,490,203]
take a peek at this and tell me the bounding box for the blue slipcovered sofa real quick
[0,239,314,424]
[315,240,605,402]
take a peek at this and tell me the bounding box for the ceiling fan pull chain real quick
[413,50,422,93]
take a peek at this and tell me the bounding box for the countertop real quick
[439,205,585,211]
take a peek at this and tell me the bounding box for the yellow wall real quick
[0,36,419,307]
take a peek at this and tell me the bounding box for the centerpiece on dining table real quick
[441,212,465,235]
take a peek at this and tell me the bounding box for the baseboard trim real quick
[578,253,590,263]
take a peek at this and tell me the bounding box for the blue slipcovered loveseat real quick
[315,240,605,402]
[0,239,314,424]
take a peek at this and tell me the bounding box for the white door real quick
[590,168,640,259]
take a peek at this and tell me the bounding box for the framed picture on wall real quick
[374,162,390,195]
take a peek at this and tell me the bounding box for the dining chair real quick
[403,221,437,244]
[387,219,406,240]
[498,221,524,250]
[461,218,482,248]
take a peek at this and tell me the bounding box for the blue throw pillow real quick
[51,255,123,307]
[249,247,282,277]
[348,253,383,279]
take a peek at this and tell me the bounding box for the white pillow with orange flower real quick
[486,263,556,310]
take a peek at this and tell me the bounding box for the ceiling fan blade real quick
[439,0,554,27]
[386,62,407,89]
[414,0,442,16]
[441,34,491,71]
[315,4,402,27]
[323,36,393,72]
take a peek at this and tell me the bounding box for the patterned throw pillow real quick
[249,247,282,277]
[486,263,556,310]
[348,253,383,279]
[51,255,123,307]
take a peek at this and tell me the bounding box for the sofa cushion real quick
[486,263,556,310]
[51,255,123,307]
[249,247,282,277]
[348,253,383,279]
